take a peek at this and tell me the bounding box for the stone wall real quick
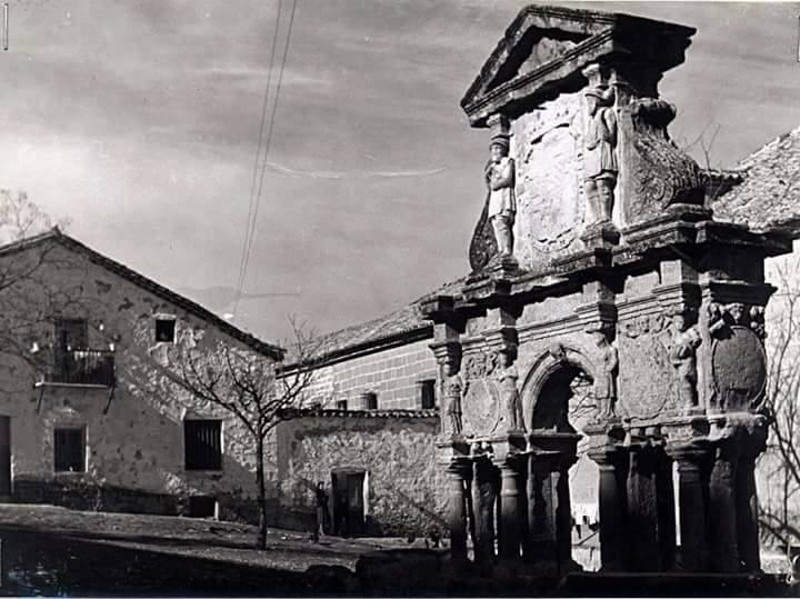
[273,413,446,537]
[0,241,280,521]
[302,339,438,411]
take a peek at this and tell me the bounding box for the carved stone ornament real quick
[708,302,766,340]
[582,83,617,229]
[623,98,704,225]
[668,312,702,413]
[591,330,618,420]
[497,348,525,433]
[486,136,516,259]
[461,351,502,438]
[617,311,676,420]
[711,325,767,412]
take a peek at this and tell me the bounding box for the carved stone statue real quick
[443,357,464,436]
[497,347,525,433]
[592,330,618,419]
[669,313,702,411]
[583,85,617,227]
[485,135,516,258]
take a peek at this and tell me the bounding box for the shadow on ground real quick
[0,528,794,597]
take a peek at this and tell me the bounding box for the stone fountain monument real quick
[424,4,790,576]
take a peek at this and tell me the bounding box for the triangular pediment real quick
[461,4,695,127]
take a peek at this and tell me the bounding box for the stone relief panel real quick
[707,302,767,412]
[512,93,585,269]
[617,311,676,421]
[460,350,502,438]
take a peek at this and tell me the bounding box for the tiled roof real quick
[712,125,800,235]
[0,229,285,360]
[279,407,438,420]
[307,278,465,364]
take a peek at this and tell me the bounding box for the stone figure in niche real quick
[583,85,618,227]
[592,330,618,419]
[485,135,516,259]
[669,312,702,411]
[497,347,525,433]
[443,356,464,436]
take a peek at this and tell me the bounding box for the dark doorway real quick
[188,496,217,518]
[331,469,366,536]
[0,416,10,498]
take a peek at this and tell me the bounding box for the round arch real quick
[520,342,604,432]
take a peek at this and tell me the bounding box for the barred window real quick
[184,420,222,471]
[54,427,86,472]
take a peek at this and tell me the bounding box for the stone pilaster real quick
[626,440,661,571]
[736,452,760,572]
[472,457,498,565]
[668,445,711,571]
[707,438,740,572]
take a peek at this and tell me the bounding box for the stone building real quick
[0,229,285,521]
[281,3,800,575]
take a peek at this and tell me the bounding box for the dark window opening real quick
[155,319,176,343]
[420,379,436,410]
[364,393,378,410]
[55,319,88,351]
[54,428,85,472]
[188,495,217,518]
[336,400,348,411]
[184,420,222,471]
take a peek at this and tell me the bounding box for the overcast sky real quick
[1,1,799,345]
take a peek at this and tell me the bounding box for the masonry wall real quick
[273,414,446,537]
[0,242,280,522]
[302,339,438,411]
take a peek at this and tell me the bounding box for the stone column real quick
[736,452,761,572]
[656,450,677,571]
[498,458,523,560]
[588,448,627,571]
[446,461,469,561]
[553,463,573,573]
[626,444,661,571]
[707,439,739,572]
[668,446,710,572]
[472,458,497,565]
[526,458,555,565]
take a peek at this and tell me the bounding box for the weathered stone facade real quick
[426,3,791,576]
[272,411,445,536]
[0,231,283,522]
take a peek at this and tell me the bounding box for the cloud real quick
[265,161,445,180]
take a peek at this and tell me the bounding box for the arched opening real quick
[526,355,601,573]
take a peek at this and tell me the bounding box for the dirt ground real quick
[0,503,425,573]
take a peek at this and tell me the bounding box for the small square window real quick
[54,427,86,472]
[336,400,348,411]
[364,392,378,410]
[155,319,176,343]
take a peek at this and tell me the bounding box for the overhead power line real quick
[233,0,299,319]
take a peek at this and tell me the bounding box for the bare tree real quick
[760,258,800,550]
[162,317,320,549]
